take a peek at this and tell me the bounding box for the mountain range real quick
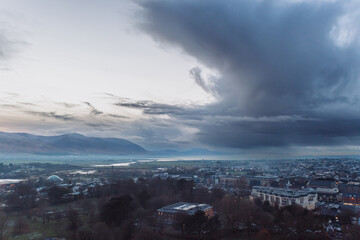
[0,132,146,155]
[0,132,220,156]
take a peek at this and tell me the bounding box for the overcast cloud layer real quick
[135,0,360,149]
[0,31,10,60]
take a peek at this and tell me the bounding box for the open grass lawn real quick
[8,217,69,240]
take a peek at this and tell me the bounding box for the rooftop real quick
[47,175,63,182]
[158,202,212,215]
[308,179,335,188]
[253,186,316,198]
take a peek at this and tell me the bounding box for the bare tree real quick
[0,212,8,240]
[12,217,29,236]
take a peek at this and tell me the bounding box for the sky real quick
[1,0,360,157]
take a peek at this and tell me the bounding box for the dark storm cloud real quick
[107,114,128,119]
[17,102,37,106]
[58,102,79,108]
[197,116,360,148]
[0,104,22,109]
[84,102,103,115]
[115,98,200,116]
[189,67,214,94]
[25,111,76,121]
[138,0,360,149]
[85,122,111,128]
[83,102,129,120]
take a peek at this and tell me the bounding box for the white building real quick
[250,186,317,210]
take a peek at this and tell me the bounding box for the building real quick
[247,175,280,186]
[157,202,214,225]
[340,182,360,204]
[218,176,243,187]
[339,182,360,213]
[307,179,339,202]
[47,175,63,183]
[250,186,317,210]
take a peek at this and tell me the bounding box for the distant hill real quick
[0,132,223,156]
[155,148,222,156]
[0,132,147,155]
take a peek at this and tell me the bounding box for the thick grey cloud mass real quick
[137,0,360,149]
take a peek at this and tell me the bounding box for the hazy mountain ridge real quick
[0,132,147,155]
[0,132,221,156]
[155,148,222,156]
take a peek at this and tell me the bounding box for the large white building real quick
[250,186,317,210]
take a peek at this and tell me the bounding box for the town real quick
[0,158,359,239]
[2,0,360,239]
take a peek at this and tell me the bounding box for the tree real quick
[211,188,225,202]
[80,199,93,215]
[92,222,111,240]
[137,190,151,208]
[47,186,71,204]
[121,220,135,240]
[75,226,93,240]
[216,196,242,231]
[217,196,261,234]
[256,229,271,240]
[67,209,81,236]
[133,226,165,240]
[100,195,134,226]
[7,184,37,210]
[204,214,220,237]
[12,217,29,236]
[0,212,8,240]
[87,210,97,226]
[182,210,208,236]
[236,176,248,189]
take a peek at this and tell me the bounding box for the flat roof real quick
[253,186,315,198]
[158,202,212,214]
